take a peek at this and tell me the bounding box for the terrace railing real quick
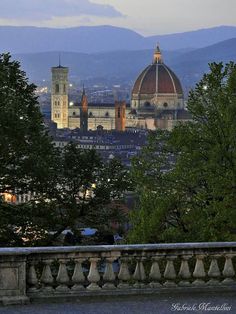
[0,242,236,305]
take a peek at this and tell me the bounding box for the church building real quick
[51,46,191,131]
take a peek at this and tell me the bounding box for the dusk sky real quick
[0,0,235,35]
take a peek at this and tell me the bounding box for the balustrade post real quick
[133,257,146,288]
[178,255,192,286]
[102,257,116,290]
[207,254,221,286]
[56,259,70,292]
[71,258,86,291]
[87,257,101,290]
[222,254,236,285]
[193,254,206,286]
[40,259,54,293]
[163,255,177,287]
[149,255,162,288]
[118,257,131,289]
[27,261,38,293]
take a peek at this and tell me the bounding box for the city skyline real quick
[0,0,235,35]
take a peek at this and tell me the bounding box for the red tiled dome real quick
[132,62,183,96]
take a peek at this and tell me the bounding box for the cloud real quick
[0,0,123,20]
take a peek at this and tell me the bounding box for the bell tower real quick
[51,61,69,129]
[80,86,88,133]
[115,101,126,131]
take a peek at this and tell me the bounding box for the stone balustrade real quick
[0,242,236,305]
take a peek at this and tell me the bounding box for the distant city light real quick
[35,87,48,94]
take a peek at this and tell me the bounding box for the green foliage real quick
[129,62,236,243]
[0,53,56,194]
[42,143,130,242]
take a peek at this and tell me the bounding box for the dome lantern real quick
[153,44,162,64]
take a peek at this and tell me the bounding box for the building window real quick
[118,108,120,118]
[105,111,109,117]
[55,84,59,93]
[163,102,168,108]
[63,84,66,93]
[89,112,93,117]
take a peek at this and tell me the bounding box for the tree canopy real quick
[129,62,236,243]
[0,53,56,195]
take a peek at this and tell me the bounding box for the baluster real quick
[40,259,54,293]
[87,257,101,290]
[207,254,221,286]
[56,259,70,292]
[133,257,146,288]
[27,261,38,293]
[164,255,177,286]
[102,257,116,290]
[149,255,162,288]
[71,258,86,291]
[118,257,131,289]
[178,255,192,286]
[193,254,206,286]
[222,253,236,285]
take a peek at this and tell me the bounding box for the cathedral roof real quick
[132,46,183,96]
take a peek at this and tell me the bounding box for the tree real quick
[41,143,130,245]
[129,62,236,243]
[0,53,56,194]
[0,53,58,246]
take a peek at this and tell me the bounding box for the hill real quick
[149,26,236,50]
[1,25,236,54]
[171,38,236,89]
[13,38,236,92]
[0,25,147,54]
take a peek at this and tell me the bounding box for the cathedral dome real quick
[132,46,183,96]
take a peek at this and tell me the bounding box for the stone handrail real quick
[0,242,236,305]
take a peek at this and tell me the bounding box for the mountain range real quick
[1,25,236,53]
[1,25,236,91]
[12,37,236,91]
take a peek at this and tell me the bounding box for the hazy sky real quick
[0,0,235,35]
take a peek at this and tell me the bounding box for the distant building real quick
[129,45,191,130]
[51,64,69,129]
[53,129,148,167]
[50,46,191,131]
[80,86,88,133]
[115,101,126,132]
